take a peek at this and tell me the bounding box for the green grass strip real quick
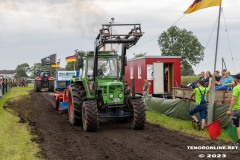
[146,110,233,142]
[0,84,41,160]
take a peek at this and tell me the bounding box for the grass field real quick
[146,110,232,142]
[0,84,41,160]
[181,76,199,85]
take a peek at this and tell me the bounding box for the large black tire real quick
[82,100,98,132]
[35,80,41,92]
[48,80,54,92]
[130,99,146,130]
[68,86,83,126]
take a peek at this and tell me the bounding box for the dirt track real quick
[5,92,239,160]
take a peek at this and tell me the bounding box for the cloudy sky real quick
[0,0,239,74]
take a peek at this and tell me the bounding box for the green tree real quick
[157,26,204,76]
[181,63,194,76]
[65,62,76,71]
[134,52,147,58]
[15,63,30,77]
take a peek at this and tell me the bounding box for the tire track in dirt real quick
[6,92,239,160]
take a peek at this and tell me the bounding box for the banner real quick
[147,65,153,80]
[57,71,77,81]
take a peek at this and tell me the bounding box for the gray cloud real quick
[0,0,107,35]
[0,0,239,74]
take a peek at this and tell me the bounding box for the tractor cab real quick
[40,71,51,78]
[40,71,51,84]
[80,52,124,106]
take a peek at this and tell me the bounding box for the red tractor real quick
[34,70,54,92]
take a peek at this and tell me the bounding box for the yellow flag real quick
[184,0,221,14]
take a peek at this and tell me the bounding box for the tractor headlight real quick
[119,93,123,98]
[109,94,114,99]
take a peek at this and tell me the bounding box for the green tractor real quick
[68,24,146,132]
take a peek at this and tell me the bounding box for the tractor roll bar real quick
[93,23,144,90]
[95,24,143,49]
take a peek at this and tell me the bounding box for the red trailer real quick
[125,56,181,95]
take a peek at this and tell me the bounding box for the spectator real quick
[215,71,221,86]
[189,71,205,89]
[189,80,211,130]
[226,73,240,146]
[204,71,213,87]
[216,69,227,86]
[142,78,150,98]
[215,71,235,90]
[0,78,2,89]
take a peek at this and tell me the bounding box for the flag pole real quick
[208,4,222,124]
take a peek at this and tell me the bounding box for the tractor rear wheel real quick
[68,86,82,126]
[35,80,41,92]
[82,100,98,132]
[130,99,146,130]
[48,80,54,92]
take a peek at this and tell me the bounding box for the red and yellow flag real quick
[65,55,76,62]
[184,0,221,14]
[51,63,59,68]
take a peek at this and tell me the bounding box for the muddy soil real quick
[5,92,239,160]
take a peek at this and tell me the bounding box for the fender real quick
[48,77,54,81]
[35,77,42,81]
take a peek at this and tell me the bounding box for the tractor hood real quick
[97,80,124,105]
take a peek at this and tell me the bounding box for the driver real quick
[97,60,108,77]
[97,65,105,76]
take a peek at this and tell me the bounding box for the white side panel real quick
[153,62,164,94]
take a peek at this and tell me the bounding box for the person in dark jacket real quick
[214,71,221,86]
[189,71,205,89]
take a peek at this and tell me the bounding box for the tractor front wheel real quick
[130,99,146,130]
[35,80,41,92]
[68,86,82,126]
[82,100,98,132]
